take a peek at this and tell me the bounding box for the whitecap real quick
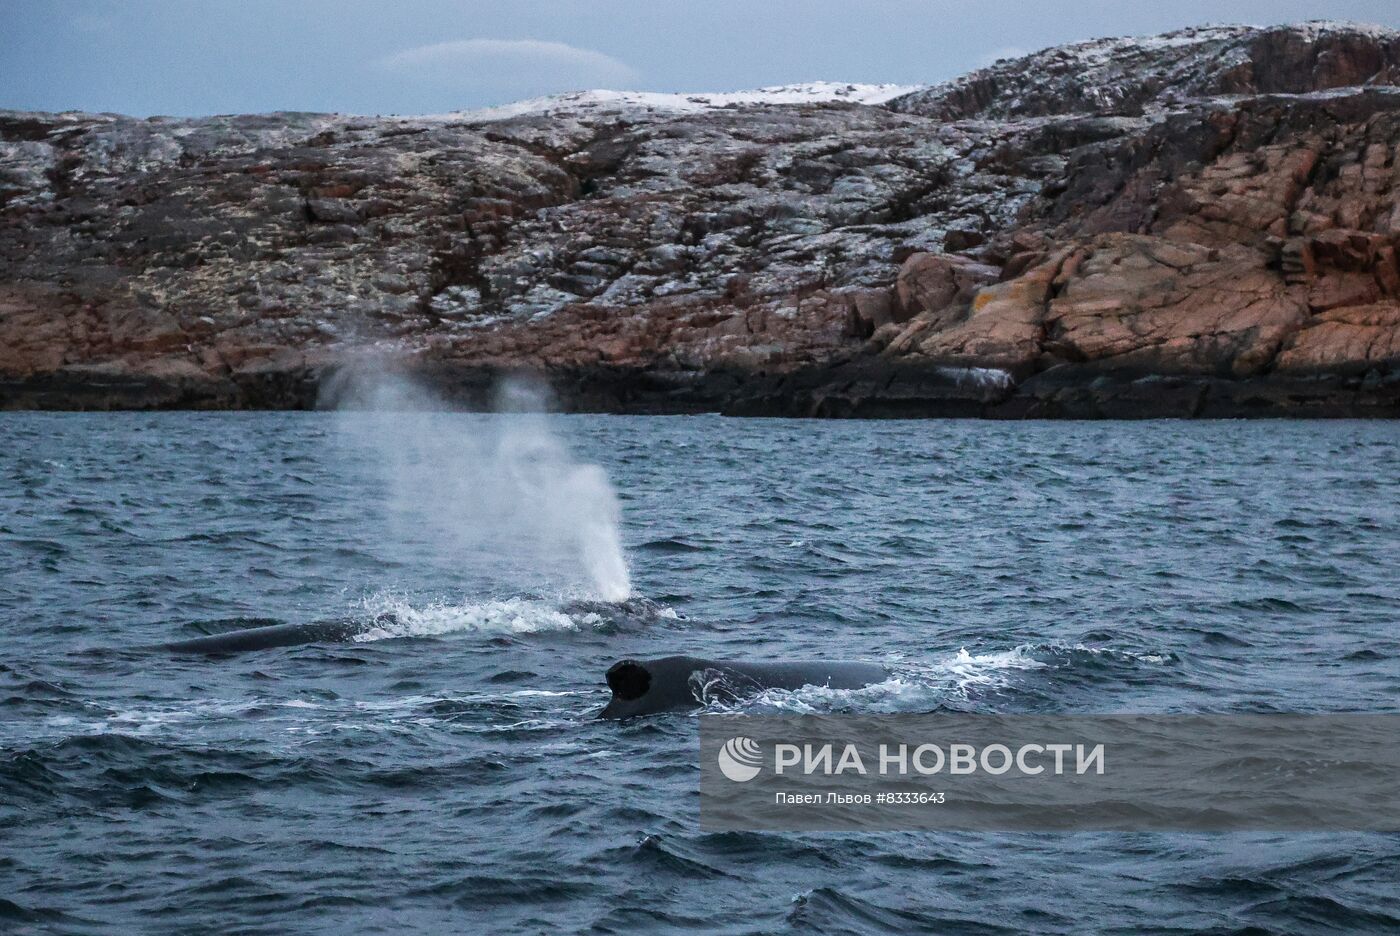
[348,596,585,641]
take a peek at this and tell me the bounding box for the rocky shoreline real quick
[3,23,1400,416]
[5,357,1392,419]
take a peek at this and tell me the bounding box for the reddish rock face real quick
[881,87,1400,398]
[881,251,1067,371]
[2,23,1399,416]
[893,253,998,326]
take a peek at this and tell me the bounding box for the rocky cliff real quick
[3,22,1400,416]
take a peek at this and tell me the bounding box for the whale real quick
[161,615,391,653]
[599,655,891,718]
[158,598,673,654]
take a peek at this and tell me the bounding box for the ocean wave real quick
[348,594,679,642]
[927,642,1177,699]
[788,886,981,932]
[350,597,584,640]
[638,537,709,553]
[7,698,313,744]
[693,643,1176,715]
[9,687,601,746]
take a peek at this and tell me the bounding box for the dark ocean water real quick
[2,412,1399,935]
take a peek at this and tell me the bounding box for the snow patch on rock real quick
[429,82,924,123]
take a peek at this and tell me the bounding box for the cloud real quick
[376,39,639,103]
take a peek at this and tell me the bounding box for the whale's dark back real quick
[154,601,674,656]
[599,655,889,718]
[161,617,381,654]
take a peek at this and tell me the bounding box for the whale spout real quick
[598,655,890,718]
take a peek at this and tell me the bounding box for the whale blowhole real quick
[606,660,652,701]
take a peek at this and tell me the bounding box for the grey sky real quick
[4,0,1400,116]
